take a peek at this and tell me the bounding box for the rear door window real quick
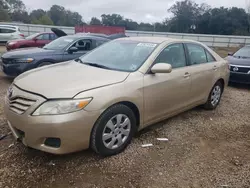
[36,34,50,40]
[0,28,15,33]
[50,33,57,40]
[186,43,207,65]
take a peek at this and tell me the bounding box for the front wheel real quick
[204,81,223,110]
[91,104,137,156]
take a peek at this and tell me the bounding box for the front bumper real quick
[0,62,31,77]
[229,72,250,84]
[4,86,100,154]
[6,44,15,51]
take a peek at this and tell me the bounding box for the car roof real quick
[0,25,19,30]
[76,33,108,37]
[64,34,110,41]
[117,36,199,44]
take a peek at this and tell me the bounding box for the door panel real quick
[185,43,219,103]
[0,28,15,41]
[35,34,50,47]
[143,68,191,124]
[188,63,218,103]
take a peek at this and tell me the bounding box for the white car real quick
[0,25,24,42]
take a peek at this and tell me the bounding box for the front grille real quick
[1,58,15,65]
[8,96,36,115]
[230,65,250,73]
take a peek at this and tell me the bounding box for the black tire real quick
[204,81,223,110]
[37,62,52,67]
[91,104,137,156]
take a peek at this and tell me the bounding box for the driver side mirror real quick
[68,46,78,54]
[228,52,233,56]
[33,38,38,42]
[151,63,172,74]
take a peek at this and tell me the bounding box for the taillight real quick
[19,34,25,38]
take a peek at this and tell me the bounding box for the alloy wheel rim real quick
[211,85,221,106]
[102,114,131,149]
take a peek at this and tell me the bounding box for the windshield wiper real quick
[75,59,111,70]
[82,62,111,70]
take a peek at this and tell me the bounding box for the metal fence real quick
[1,22,250,47]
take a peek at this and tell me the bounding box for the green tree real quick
[30,9,46,21]
[0,0,10,21]
[101,14,123,26]
[90,17,102,25]
[48,5,65,25]
[33,15,54,25]
[5,0,25,12]
[0,0,27,22]
[168,0,201,33]
[11,10,30,23]
[48,5,83,26]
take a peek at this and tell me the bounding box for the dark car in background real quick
[6,32,58,51]
[226,46,250,84]
[1,35,110,76]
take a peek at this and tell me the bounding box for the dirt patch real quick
[213,47,239,58]
[0,46,6,54]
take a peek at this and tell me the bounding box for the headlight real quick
[13,58,34,63]
[32,98,92,116]
[8,42,16,46]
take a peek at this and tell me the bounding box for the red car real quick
[6,32,58,51]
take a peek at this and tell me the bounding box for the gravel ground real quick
[0,72,249,188]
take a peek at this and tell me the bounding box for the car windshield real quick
[43,37,74,50]
[26,33,39,39]
[233,47,250,58]
[79,40,158,72]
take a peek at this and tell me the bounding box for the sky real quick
[22,0,248,23]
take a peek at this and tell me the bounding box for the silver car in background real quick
[0,25,24,43]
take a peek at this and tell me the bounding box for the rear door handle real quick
[184,72,191,78]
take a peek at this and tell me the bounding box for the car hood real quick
[226,56,250,66]
[1,47,57,59]
[14,61,129,98]
[7,39,26,43]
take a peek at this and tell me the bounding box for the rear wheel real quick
[204,81,223,110]
[91,104,136,156]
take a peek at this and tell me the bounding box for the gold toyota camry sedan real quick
[4,37,229,156]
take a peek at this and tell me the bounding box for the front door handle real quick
[213,66,218,71]
[184,72,191,78]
